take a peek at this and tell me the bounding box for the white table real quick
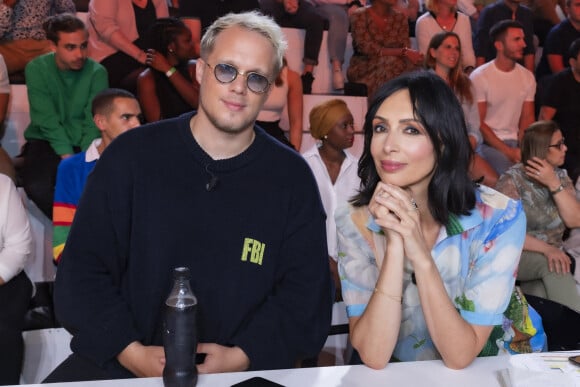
[17,352,580,387]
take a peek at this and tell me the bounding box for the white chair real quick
[20,328,72,384]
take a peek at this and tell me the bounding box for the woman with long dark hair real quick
[337,71,534,369]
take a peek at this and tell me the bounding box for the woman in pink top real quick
[88,0,168,90]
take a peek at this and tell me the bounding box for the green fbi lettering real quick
[241,237,266,265]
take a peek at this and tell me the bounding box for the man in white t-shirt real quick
[470,19,536,175]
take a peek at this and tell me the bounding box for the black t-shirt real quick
[536,20,580,79]
[544,69,580,154]
[179,0,260,32]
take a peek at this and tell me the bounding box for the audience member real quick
[425,32,498,186]
[0,173,32,385]
[53,89,141,265]
[337,71,529,368]
[137,18,198,123]
[347,0,424,99]
[87,0,168,90]
[539,38,580,182]
[496,120,580,312]
[523,0,566,45]
[303,98,360,301]
[17,14,108,219]
[535,0,580,79]
[256,58,303,150]
[177,1,260,58]
[46,11,331,382]
[470,20,536,175]
[474,0,536,71]
[416,0,476,71]
[260,0,326,94]
[0,0,75,75]
[309,0,365,90]
[179,1,260,33]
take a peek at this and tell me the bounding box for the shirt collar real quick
[85,138,102,162]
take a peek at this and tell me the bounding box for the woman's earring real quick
[168,48,175,54]
[323,135,328,140]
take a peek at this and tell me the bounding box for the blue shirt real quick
[337,185,538,361]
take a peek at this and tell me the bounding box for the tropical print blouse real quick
[337,185,546,361]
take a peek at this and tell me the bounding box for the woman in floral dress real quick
[347,0,423,98]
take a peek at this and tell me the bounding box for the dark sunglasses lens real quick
[247,73,269,93]
[214,63,237,83]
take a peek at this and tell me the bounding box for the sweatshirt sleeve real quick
[228,163,333,370]
[53,144,142,366]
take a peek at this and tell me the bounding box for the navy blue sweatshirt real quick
[54,112,332,377]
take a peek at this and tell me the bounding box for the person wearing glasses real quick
[46,11,332,382]
[496,120,580,312]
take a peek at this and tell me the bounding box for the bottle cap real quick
[173,267,191,280]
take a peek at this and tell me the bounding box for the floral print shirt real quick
[337,185,529,361]
[496,163,573,247]
[0,0,75,41]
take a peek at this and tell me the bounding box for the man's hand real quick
[117,341,165,377]
[145,49,172,73]
[196,343,250,374]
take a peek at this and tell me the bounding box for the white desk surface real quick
[17,351,580,387]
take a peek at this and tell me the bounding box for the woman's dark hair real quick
[521,120,560,164]
[147,17,189,57]
[351,70,476,225]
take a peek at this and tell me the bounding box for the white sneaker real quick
[333,69,344,90]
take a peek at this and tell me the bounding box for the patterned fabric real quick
[496,164,572,246]
[337,185,545,361]
[52,139,100,264]
[0,0,75,41]
[347,7,418,98]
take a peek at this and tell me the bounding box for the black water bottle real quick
[163,267,198,387]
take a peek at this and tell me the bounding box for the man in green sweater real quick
[17,13,108,218]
